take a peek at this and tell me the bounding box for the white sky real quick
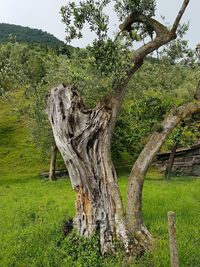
[0,0,199,49]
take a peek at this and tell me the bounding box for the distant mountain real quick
[0,23,65,48]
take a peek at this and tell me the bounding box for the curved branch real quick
[119,12,173,64]
[119,0,190,65]
[171,0,190,34]
[126,80,200,233]
[107,0,190,150]
[119,12,169,37]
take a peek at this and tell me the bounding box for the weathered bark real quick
[47,84,131,254]
[126,99,200,235]
[165,142,178,180]
[49,142,58,180]
[168,211,179,267]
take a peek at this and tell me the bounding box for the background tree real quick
[0,41,66,179]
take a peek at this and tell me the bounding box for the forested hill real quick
[0,23,65,48]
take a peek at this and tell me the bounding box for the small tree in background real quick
[0,42,64,179]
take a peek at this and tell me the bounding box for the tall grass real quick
[0,173,200,266]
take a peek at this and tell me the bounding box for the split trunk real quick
[47,84,131,254]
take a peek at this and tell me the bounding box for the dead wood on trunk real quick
[47,85,131,254]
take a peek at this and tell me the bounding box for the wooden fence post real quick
[165,142,177,180]
[167,211,179,267]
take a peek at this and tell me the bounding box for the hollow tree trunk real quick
[49,142,58,181]
[165,142,177,180]
[47,84,131,254]
[126,100,200,239]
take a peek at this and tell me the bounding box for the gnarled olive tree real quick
[47,0,191,254]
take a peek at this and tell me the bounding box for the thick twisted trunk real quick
[47,84,130,254]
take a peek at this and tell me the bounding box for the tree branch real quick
[126,80,200,233]
[119,0,190,65]
[171,0,190,34]
[108,0,190,141]
[119,12,169,37]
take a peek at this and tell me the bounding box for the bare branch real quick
[119,13,173,66]
[118,0,190,66]
[111,1,190,105]
[171,0,190,34]
[126,80,200,233]
[119,12,169,37]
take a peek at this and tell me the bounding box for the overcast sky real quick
[0,0,199,49]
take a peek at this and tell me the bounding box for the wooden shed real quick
[156,143,200,176]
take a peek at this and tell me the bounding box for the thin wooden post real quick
[165,142,177,180]
[49,142,58,181]
[167,211,179,267]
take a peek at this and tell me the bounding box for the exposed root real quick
[134,226,154,257]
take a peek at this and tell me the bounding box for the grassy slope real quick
[0,99,200,266]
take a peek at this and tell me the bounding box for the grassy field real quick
[1,99,200,266]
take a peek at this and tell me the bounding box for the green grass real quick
[1,99,200,266]
[119,175,200,267]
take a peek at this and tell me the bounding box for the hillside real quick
[0,98,47,178]
[0,23,65,48]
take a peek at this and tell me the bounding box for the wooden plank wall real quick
[157,147,200,176]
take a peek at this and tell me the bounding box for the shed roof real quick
[157,143,200,159]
